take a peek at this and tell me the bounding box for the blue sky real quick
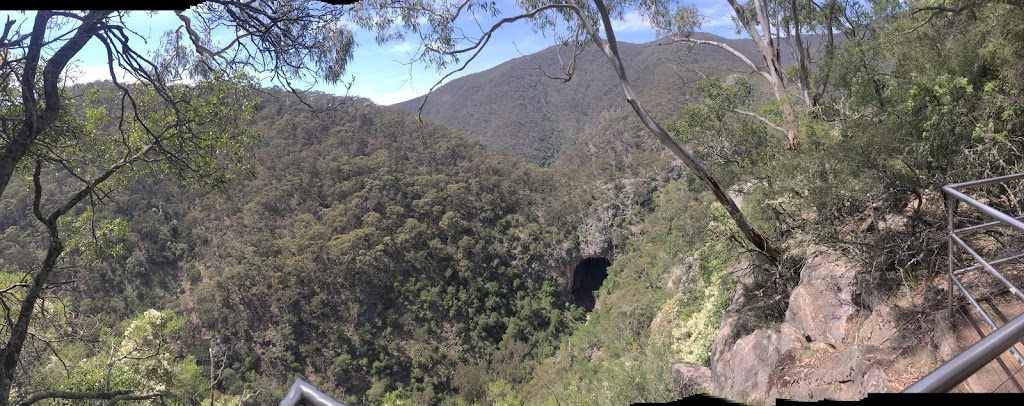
[6,2,739,106]
[330,0,741,105]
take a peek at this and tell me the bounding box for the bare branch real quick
[174,10,251,62]
[0,10,110,201]
[415,3,577,120]
[663,37,773,83]
[0,284,28,295]
[733,108,786,134]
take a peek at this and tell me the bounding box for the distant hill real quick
[392,33,764,167]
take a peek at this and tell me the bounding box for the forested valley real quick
[2,1,1024,405]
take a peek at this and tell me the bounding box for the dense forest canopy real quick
[0,1,1024,405]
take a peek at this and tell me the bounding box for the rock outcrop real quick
[672,361,711,395]
[550,178,659,290]
[706,247,955,404]
[785,251,859,345]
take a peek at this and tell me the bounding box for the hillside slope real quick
[0,89,601,403]
[392,34,763,167]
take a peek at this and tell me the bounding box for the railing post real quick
[908,173,1024,391]
[947,193,955,319]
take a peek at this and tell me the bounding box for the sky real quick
[5,1,740,106]
[329,0,742,105]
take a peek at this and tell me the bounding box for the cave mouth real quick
[571,257,611,312]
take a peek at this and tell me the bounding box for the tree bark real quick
[725,0,799,149]
[0,11,109,201]
[572,0,781,262]
[791,0,813,108]
[0,147,150,405]
[0,163,63,405]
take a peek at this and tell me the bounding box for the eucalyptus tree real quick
[0,5,354,201]
[352,0,781,261]
[663,0,881,149]
[0,4,355,404]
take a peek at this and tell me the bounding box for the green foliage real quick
[28,309,211,406]
[495,180,749,404]
[75,78,260,189]
[660,243,734,366]
[0,74,264,403]
[161,93,585,403]
[869,4,1024,184]
[483,379,525,406]
[668,76,783,189]
[9,3,1024,404]
[781,1,1024,286]
[0,271,72,347]
[62,207,128,262]
[28,79,263,327]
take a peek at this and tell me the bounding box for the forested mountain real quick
[181,96,588,400]
[0,89,614,403]
[3,2,1024,405]
[393,34,764,168]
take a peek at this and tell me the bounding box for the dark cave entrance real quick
[571,257,611,312]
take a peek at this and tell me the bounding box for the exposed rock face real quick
[577,201,619,258]
[784,250,859,345]
[549,202,615,290]
[551,201,617,290]
[550,178,656,290]
[711,325,804,401]
[770,345,896,400]
[709,258,754,369]
[707,247,950,404]
[672,361,711,395]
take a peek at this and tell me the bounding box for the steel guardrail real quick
[903,174,1024,392]
[904,310,1024,392]
[278,378,345,406]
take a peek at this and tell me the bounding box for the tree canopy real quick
[353,0,782,261]
[3,0,1024,404]
[0,4,356,404]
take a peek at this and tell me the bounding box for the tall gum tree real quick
[665,0,878,149]
[352,0,781,262]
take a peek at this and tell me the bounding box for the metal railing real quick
[279,378,345,406]
[904,173,1024,393]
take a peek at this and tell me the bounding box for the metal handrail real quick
[903,174,1024,392]
[279,378,345,406]
[943,185,1024,233]
[904,310,1024,393]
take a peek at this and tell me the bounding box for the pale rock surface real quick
[706,246,960,404]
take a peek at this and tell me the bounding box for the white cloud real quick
[612,10,653,34]
[62,63,136,85]
[693,2,740,37]
[63,61,199,87]
[370,88,422,106]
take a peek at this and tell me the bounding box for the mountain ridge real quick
[392,33,764,167]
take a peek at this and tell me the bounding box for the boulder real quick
[773,345,898,401]
[855,305,896,347]
[784,249,859,345]
[710,324,804,403]
[672,361,711,394]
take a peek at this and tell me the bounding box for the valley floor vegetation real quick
[3,1,1024,405]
